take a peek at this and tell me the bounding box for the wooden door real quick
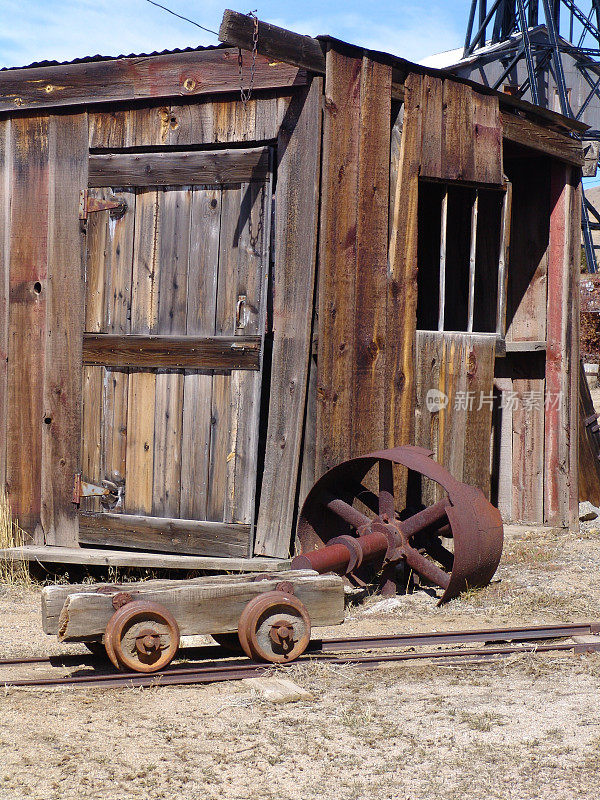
[78,148,272,557]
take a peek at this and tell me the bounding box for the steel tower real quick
[462,0,600,271]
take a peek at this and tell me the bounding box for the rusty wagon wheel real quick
[237,591,311,664]
[294,445,503,605]
[104,600,180,673]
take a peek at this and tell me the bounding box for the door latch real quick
[72,474,123,509]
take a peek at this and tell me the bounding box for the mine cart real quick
[42,570,345,672]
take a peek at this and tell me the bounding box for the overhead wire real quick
[145,0,220,37]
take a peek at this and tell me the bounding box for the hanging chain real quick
[238,10,259,106]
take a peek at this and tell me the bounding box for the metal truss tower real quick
[463,0,600,271]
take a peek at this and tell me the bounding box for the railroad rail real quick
[1,622,599,690]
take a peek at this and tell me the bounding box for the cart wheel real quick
[211,633,245,654]
[104,600,180,673]
[238,591,311,664]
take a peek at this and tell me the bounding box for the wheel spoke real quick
[378,459,395,520]
[402,543,451,590]
[323,492,371,529]
[399,499,450,538]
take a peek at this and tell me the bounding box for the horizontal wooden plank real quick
[0,49,306,113]
[219,10,326,74]
[56,572,344,640]
[1,544,289,572]
[505,340,547,353]
[78,511,251,557]
[82,334,260,369]
[501,112,584,166]
[88,148,270,187]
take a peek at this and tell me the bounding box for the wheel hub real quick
[135,628,161,656]
[269,619,296,649]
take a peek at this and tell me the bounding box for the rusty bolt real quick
[112,591,134,610]
[275,581,294,595]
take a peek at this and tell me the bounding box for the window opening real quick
[416,179,510,336]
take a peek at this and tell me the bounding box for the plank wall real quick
[0,83,320,552]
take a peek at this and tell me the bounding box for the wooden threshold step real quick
[0,545,291,573]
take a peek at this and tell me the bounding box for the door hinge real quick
[72,473,123,509]
[79,190,128,221]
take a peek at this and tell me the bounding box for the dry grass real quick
[3,526,600,799]
[0,488,31,589]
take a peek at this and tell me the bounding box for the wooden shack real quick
[0,11,584,569]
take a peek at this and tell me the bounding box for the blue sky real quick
[0,1,472,69]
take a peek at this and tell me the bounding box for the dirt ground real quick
[1,524,600,800]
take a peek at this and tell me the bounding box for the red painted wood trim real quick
[545,162,579,527]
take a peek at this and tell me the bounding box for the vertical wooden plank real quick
[419,75,443,179]
[81,366,103,511]
[494,377,514,521]
[6,116,49,540]
[513,376,545,522]
[414,331,442,507]
[180,187,221,521]
[207,185,240,522]
[41,112,88,546]
[545,163,579,528]
[388,73,423,454]
[0,120,11,491]
[467,192,478,333]
[102,190,135,488]
[462,334,496,498]
[496,182,512,336]
[442,81,475,182]
[567,173,581,523]
[316,49,361,476]
[88,110,130,148]
[124,189,159,515]
[472,92,503,185]
[152,188,191,517]
[438,190,448,331]
[255,79,322,557]
[80,191,108,513]
[226,179,270,528]
[437,336,468,490]
[353,58,392,458]
[125,371,155,515]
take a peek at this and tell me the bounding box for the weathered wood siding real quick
[254,79,323,558]
[545,163,581,528]
[316,50,392,476]
[1,113,87,542]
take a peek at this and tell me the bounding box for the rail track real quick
[2,622,599,690]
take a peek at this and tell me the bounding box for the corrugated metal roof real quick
[0,43,226,72]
